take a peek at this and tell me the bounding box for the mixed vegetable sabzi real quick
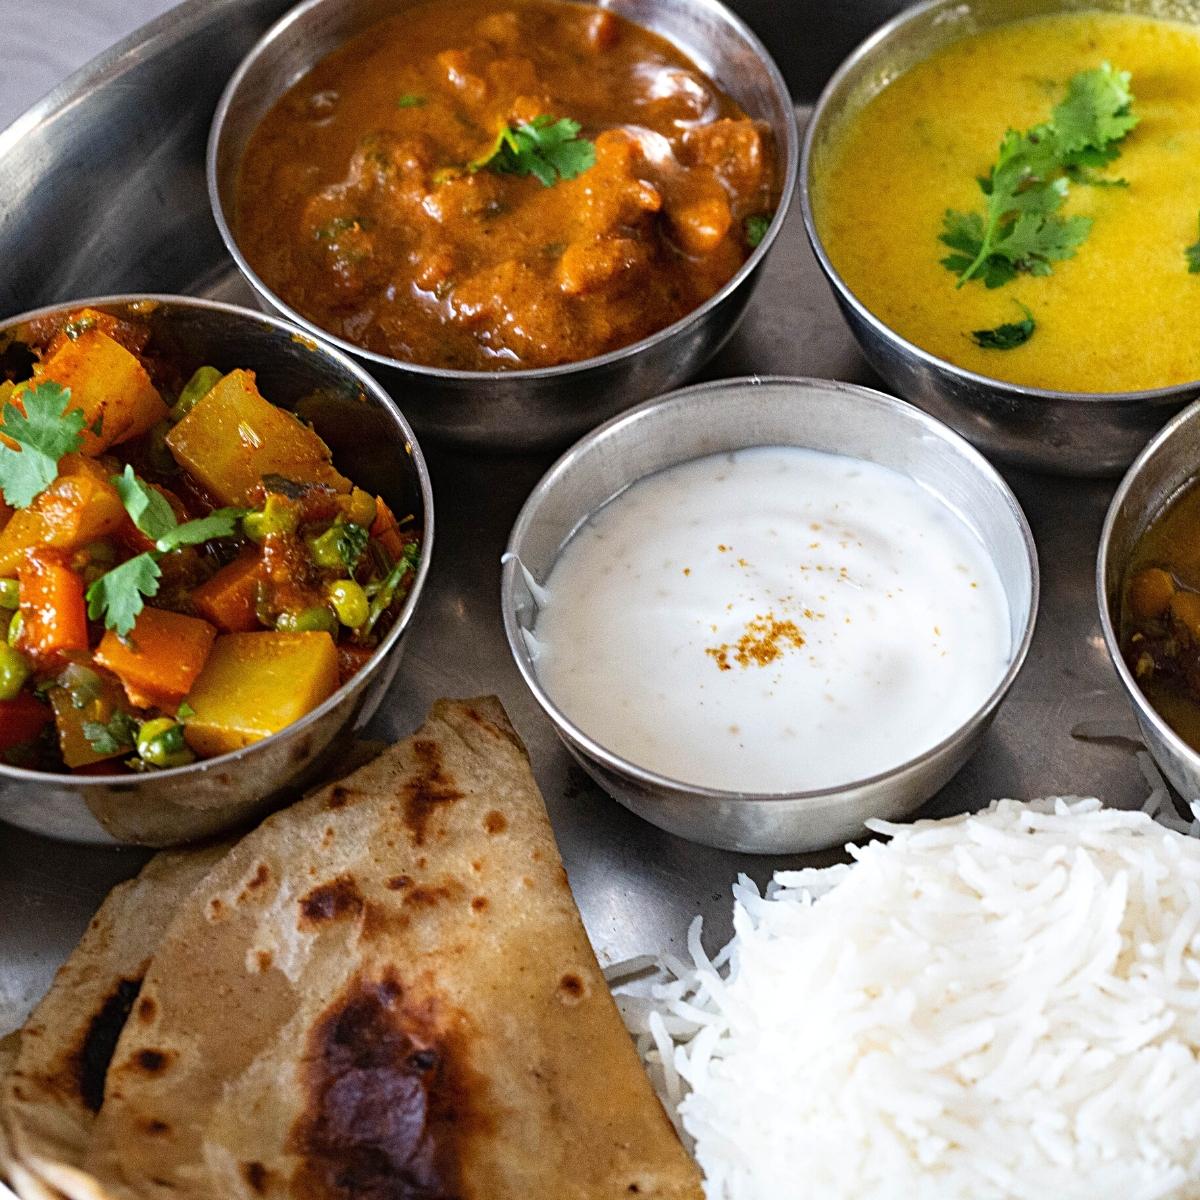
[0,307,420,772]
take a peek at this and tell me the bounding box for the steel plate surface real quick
[0,0,1149,1040]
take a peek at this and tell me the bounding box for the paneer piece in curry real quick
[235,0,778,370]
[0,307,421,774]
[1122,482,1200,751]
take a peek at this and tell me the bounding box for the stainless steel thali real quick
[0,0,1152,1039]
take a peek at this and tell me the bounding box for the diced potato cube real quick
[165,370,350,506]
[32,329,168,453]
[182,631,339,757]
[95,608,217,710]
[0,462,126,574]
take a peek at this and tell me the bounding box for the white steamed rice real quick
[627,794,1200,1199]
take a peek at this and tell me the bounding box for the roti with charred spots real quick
[42,696,699,1200]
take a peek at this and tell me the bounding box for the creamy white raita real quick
[529,446,1012,792]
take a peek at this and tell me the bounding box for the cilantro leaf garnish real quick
[85,555,162,638]
[334,522,370,571]
[0,381,86,508]
[941,64,1137,289]
[89,468,247,634]
[970,303,1036,350]
[155,509,247,553]
[113,465,177,542]
[745,214,772,249]
[472,116,595,187]
[82,710,139,755]
[396,93,426,109]
[1187,212,1200,275]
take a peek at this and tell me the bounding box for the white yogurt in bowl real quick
[528,445,1012,793]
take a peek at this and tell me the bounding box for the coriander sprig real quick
[86,468,246,636]
[467,115,595,188]
[940,64,1138,289]
[0,381,86,508]
[970,303,1036,351]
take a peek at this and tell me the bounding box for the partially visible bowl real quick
[799,0,1200,478]
[0,295,433,847]
[501,375,1038,854]
[207,0,799,452]
[1098,399,1200,799]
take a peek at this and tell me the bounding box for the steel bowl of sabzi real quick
[0,296,433,847]
[208,0,799,450]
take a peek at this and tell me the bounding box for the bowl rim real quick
[0,292,435,789]
[205,0,800,383]
[501,373,1040,804]
[797,0,1200,408]
[1096,396,1200,773]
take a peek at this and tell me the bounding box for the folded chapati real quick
[19,697,701,1200]
[0,845,230,1200]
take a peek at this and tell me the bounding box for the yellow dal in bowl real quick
[812,12,1200,393]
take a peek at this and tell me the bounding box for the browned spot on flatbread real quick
[326,785,358,810]
[141,1118,171,1136]
[558,973,588,1005]
[132,1048,173,1075]
[386,875,412,891]
[207,897,226,921]
[241,1162,269,1194]
[72,976,141,1113]
[403,882,458,909]
[238,862,271,903]
[289,972,485,1200]
[471,897,488,913]
[256,949,274,972]
[299,875,364,928]
[483,810,506,835]
[403,740,463,845]
[137,996,157,1024]
[463,703,526,757]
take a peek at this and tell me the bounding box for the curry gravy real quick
[236,0,776,370]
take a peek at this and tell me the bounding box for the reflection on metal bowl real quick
[0,295,434,848]
[207,0,799,452]
[800,0,1200,478]
[501,376,1038,854]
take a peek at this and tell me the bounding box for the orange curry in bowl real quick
[234,0,778,370]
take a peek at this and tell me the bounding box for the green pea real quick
[276,605,337,634]
[7,611,23,647]
[327,579,369,628]
[305,526,346,569]
[136,717,195,769]
[0,579,19,610]
[243,494,298,542]
[172,366,223,420]
[0,643,30,701]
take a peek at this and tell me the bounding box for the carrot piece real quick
[0,463,126,575]
[0,693,52,753]
[192,551,263,633]
[95,608,217,710]
[17,551,89,670]
[370,496,406,562]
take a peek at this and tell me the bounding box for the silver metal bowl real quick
[1098,399,1200,799]
[207,0,799,453]
[0,295,433,847]
[799,0,1200,479]
[501,376,1038,853]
